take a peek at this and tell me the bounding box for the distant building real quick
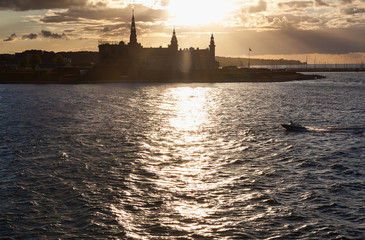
[98,11,218,73]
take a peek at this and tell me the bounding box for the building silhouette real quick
[98,11,218,74]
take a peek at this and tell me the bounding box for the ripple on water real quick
[0,74,365,239]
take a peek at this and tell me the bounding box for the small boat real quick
[281,122,307,132]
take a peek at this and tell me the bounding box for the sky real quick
[1,0,364,63]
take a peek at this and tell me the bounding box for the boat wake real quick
[290,126,365,134]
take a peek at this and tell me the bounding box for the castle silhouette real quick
[98,10,218,74]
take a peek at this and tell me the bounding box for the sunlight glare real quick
[168,87,208,132]
[131,86,222,234]
[167,0,236,25]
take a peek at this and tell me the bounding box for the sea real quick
[0,72,364,239]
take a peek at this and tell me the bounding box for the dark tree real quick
[20,55,29,68]
[53,54,66,65]
[29,53,42,70]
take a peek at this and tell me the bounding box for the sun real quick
[166,0,236,25]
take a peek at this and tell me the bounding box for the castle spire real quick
[129,9,137,45]
[209,33,215,61]
[210,34,215,47]
[169,28,178,51]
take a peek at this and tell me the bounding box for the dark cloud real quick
[342,7,365,14]
[40,4,168,24]
[41,14,80,23]
[41,30,67,39]
[63,29,76,33]
[80,23,129,37]
[314,0,329,6]
[4,31,68,41]
[100,24,129,33]
[3,33,17,42]
[0,0,88,11]
[224,27,365,55]
[249,0,267,13]
[341,0,353,4]
[22,33,38,40]
[278,1,312,9]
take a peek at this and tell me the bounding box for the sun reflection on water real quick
[166,87,210,132]
[113,86,229,238]
[153,87,220,231]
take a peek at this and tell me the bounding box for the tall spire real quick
[169,28,178,51]
[129,9,137,45]
[209,33,215,61]
[210,34,215,47]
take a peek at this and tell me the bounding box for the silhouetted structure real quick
[98,11,218,75]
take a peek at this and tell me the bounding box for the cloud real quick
[63,29,76,33]
[40,4,168,24]
[240,0,365,31]
[79,23,130,38]
[278,1,313,9]
[341,0,353,4]
[3,31,68,41]
[270,16,292,29]
[219,28,364,57]
[3,33,17,42]
[0,0,88,11]
[342,7,365,14]
[266,14,321,29]
[100,24,129,33]
[22,33,38,40]
[41,30,67,39]
[157,0,170,7]
[249,0,267,13]
[238,28,365,55]
[314,0,329,7]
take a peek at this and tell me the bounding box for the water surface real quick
[0,72,364,239]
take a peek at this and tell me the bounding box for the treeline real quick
[216,56,304,68]
[0,50,99,67]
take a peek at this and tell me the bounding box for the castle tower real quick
[169,28,178,52]
[129,9,137,46]
[209,34,215,62]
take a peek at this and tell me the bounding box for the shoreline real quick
[0,69,325,84]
